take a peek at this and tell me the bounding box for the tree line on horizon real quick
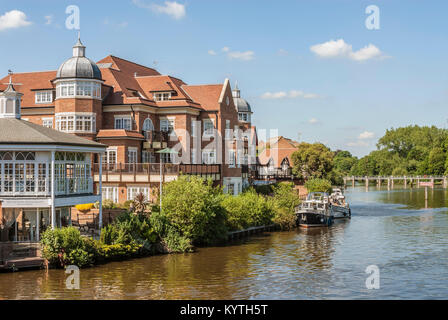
[290,125,448,184]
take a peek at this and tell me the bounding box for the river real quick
[1,186,447,300]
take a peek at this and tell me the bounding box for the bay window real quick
[56,80,101,99]
[55,113,96,133]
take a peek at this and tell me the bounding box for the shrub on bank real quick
[159,175,228,246]
[305,178,333,193]
[222,188,274,231]
[271,182,301,230]
[41,227,96,268]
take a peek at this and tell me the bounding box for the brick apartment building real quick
[0,38,257,204]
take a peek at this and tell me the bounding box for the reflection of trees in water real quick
[0,223,349,300]
[375,187,448,209]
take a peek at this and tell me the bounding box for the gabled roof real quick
[0,118,105,149]
[258,136,299,167]
[96,55,160,76]
[0,71,56,108]
[182,84,224,111]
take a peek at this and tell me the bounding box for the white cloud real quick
[277,49,288,56]
[44,15,53,25]
[221,47,230,52]
[310,39,385,61]
[261,90,320,100]
[0,10,32,31]
[208,50,217,56]
[309,118,319,125]
[117,22,128,28]
[133,0,186,20]
[358,131,375,139]
[227,50,255,61]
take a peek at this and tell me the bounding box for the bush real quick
[161,175,228,245]
[102,199,118,209]
[272,207,296,230]
[271,182,301,230]
[40,227,95,268]
[305,178,333,193]
[75,203,94,211]
[222,188,274,231]
[97,243,142,260]
[254,184,274,196]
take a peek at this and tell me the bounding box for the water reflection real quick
[1,186,448,299]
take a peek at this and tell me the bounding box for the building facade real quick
[0,38,257,204]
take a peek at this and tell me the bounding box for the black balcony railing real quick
[144,130,169,143]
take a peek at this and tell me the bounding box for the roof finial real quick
[7,70,13,85]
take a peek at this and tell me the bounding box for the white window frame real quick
[160,118,175,133]
[128,147,138,164]
[55,112,96,133]
[114,116,133,130]
[56,80,101,99]
[103,147,117,164]
[153,92,172,101]
[35,91,53,104]
[42,118,53,128]
[202,150,216,164]
[102,186,119,203]
[127,186,150,201]
[203,119,215,136]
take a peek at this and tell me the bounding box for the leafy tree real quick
[427,147,446,175]
[291,142,334,180]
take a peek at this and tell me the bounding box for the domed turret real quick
[232,82,252,124]
[56,37,102,80]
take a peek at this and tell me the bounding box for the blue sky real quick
[0,0,447,157]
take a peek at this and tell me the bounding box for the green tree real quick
[427,147,446,175]
[291,142,334,180]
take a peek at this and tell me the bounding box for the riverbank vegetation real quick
[290,125,448,183]
[41,176,301,268]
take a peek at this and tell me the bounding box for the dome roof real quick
[233,97,251,113]
[232,82,252,113]
[56,38,102,80]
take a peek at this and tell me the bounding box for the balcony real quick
[143,131,169,150]
[255,166,294,180]
[93,163,221,183]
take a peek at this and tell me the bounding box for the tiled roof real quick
[0,56,226,112]
[96,129,145,140]
[182,84,224,111]
[258,136,299,167]
[0,71,56,108]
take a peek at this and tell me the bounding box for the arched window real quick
[143,118,154,131]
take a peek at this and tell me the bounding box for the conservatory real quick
[0,78,106,242]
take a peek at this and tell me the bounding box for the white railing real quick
[55,177,93,196]
[0,178,51,197]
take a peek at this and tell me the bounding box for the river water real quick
[1,186,447,300]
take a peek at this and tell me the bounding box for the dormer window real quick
[154,92,171,101]
[35,91,53,104]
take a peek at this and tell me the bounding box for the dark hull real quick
[331,205,351,219]
[296,211,334,228]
